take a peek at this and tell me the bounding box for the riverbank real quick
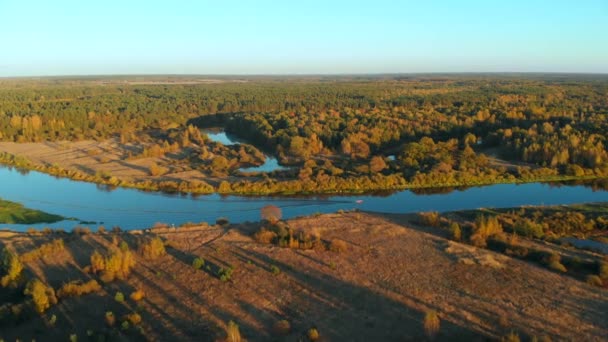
[1,210,606,341]
[0,199,64,224]
[0,145,605,197]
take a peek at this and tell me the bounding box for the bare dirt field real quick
[1,212,606,341]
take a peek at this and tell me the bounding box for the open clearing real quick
[1,212,606,341]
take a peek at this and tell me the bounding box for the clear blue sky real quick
[0,0,607,76]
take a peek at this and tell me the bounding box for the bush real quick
[449,222,461,241]
[100,249,136,282]
[148,162,167,176]
[261,205,282,224]
[114,292,125,302]
[329,239,348,253]
[24,279,57,313]
[501,331,521,342]
[546,253,567,273]
[423,310,440,339]
[130,289,145,301]
[548,261,567,273]
[253,229,277,244]
[599,261,608,280]
[512,219,544,239]
[1,248,23,287]
[192,257,205,270]
[20,239,65,262]
[140,237,166,259]
[273,320,291,336]
[419,212,440,227]
[225,320,242,342]
[586,275,603,287]
[270,265,281,275]
[90,250,105,273]
[471,215,503,247]
[216,217,229,225]
[219,266,234,282]
[57,280,102,298]
[307,328,320,341]
[73,227,91,235]
[105,312,116,327]
[126,312,142,325]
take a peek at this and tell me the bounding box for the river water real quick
[1,165,608,231]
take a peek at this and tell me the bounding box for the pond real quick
[1,165,607,231]
[202,129,288,173]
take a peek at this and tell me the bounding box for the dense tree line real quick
[0,75,606,194]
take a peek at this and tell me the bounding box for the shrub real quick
[253,229,277,244]
[69,334,78,342]
[270,265,281,275]
[273,319,291,336]
[119,241,129,252]
[548,261,567,273]
[449,222,461,241]
[498,314,509,328]
[261,205,282,224]
[307,327,320,341]
[599,261,608,280]
[130,289,145,301]
[1,248,23,287]
[126,312,142,325]
[115,292,125,302]
[20,239,65,262]
[24,279,57,313]
[121,321,130,330]
[57,280,102,298]
[192,257,205,270]
[219,266,234,282]
[329,239,348,253]
[546,253,567,273]
[512,219,544,239]
[73,227,91,235]
[501,331,521,342]
[419,212,440,227]
[148,162,167,176]
[90,250,105,273]
[100,249,136,282]
[586,275,603,286]
[140,237,166,259]
[225,320,242,342]
[423,310,440,339]
[105,312,116,327]
[216,217,229,225]
[49,314,57,326]
[471,215,503,247]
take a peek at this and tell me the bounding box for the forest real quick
[0,75,606,194]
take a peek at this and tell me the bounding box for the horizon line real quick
[2,71,608,80]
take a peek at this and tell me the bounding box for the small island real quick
[0,199,64,225]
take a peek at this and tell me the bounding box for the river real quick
[1,165,608,231]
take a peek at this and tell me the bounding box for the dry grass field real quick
[1,212,606,341]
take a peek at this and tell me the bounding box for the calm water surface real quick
[203,130,288,172]
[1,165,608,231]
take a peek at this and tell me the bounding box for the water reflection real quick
[202,129,288,173]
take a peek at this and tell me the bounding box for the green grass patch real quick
[0,199,64,224]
